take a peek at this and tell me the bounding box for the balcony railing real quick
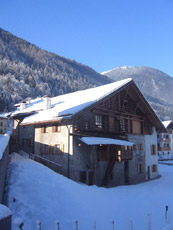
[158,147,171,151]
[160,138,171,142]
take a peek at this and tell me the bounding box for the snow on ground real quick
[5,154,173,230]
[0,204,11,220]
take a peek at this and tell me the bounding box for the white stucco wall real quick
[144,127,158,179]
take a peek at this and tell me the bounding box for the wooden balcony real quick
[74,122,111,134]
[158,147,171,151]
[160,138,170,142]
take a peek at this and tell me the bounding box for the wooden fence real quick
[14,208,171,230]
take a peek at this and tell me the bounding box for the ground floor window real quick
[137,163,144,174]
[121,146,133,160]
[152,164,157,172]
[40,143,64,155]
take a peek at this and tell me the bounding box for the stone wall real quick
[0,145,9,203]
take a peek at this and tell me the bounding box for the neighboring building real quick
[0,115,8,134]
[157,120,173,160]
[10,79,165,187]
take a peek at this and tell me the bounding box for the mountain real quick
[102,66,173,121]
[0,28,112,111]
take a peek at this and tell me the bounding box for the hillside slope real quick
[102,66,173,120]
[0,28,112,111]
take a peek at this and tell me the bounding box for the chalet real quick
[10,78,165,187]
[157,120,173,160]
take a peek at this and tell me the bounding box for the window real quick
[95,115,102,129]
[138,143,144,150]
[121,146,133,160]
[54,144,60,154]
[85,122,89,130]
[152,164,157,172]
[132,120,142,134]
[52,125,61,133]
[137,163,144,174]
[40,143,63,155]
[151,145,156,155]
[118,150,121,162]
[119,118,127,133]
[41,126,48,133]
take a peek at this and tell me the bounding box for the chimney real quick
[20,101,26,111]
[43,96,51,110]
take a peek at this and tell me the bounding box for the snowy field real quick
[5,153,173,230]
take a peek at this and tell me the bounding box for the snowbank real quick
[0,134,10,160]
[0,204,11,220]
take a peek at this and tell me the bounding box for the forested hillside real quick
[0,28,112,111]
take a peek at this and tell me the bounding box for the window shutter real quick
[52,126,56,132]
[41,127,44,133]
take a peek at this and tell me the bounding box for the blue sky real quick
[0,0,173,76]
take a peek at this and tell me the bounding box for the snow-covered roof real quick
[0,204,11,220]
[20,78,132,125]
[0,115,8,119]
[80,137,133,146]
[0,134,10,160]
[162,120,172,128]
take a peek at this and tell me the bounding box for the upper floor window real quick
[41,126,48,133]
[95,115,102,129]
[151,145,156,155]
[52,125,61,133]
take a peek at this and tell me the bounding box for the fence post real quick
[129,218,133,230]
[56,220,60,230]
[93,221,96,230]
[14,217,24,230]
[111,220,114,230]
[36,220,41,230]
[165,206,170,224]
[148,213,151,230]
[74,220,78,230]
